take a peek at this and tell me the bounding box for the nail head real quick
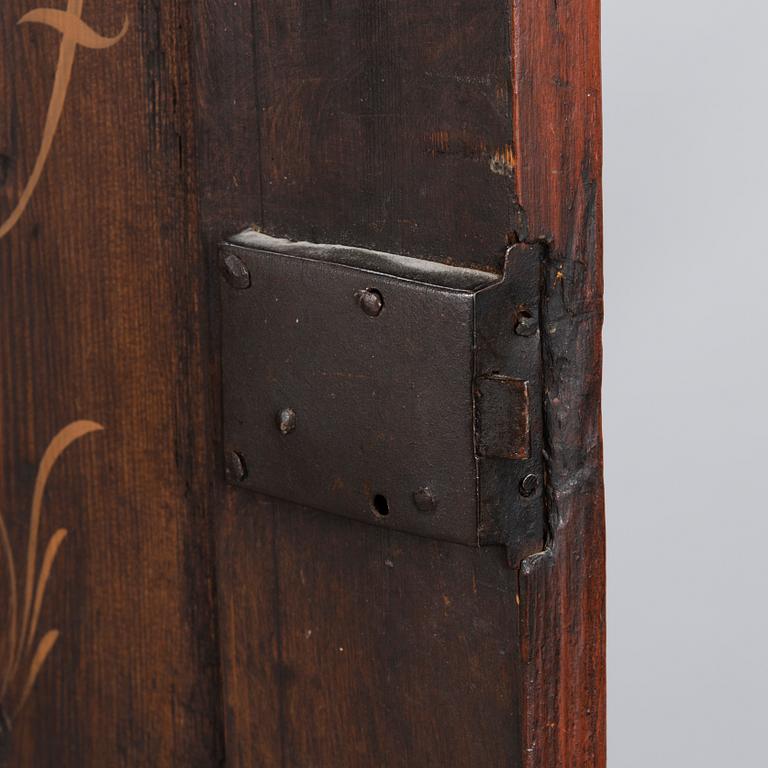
[358,288,384,317]
[225,450,247,483]
[221,252,251,289]
[276,407,297,435]
[413,487,438,514]
[519,473,539,497]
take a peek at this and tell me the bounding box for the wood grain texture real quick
[514,0,606,765]
[193,2,533,765]
[196,1,603,767]
[214,494,524,767]
[1,0,603,764]
[250,0,522,272]
[0,2,221,765]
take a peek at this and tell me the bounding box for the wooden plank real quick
[191,4,283,766]
[513,0,606,765]
[213,494,523,767]
[251,0,521,271]
[192,1,549,766]
[0,2,221,764]
[0,0,605,763]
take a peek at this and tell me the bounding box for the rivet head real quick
[276,407,297,435]
[519,473,539,497]
[358,288,384,317]
[221,252,251,289]
[514,311,538,337]
[413,487,438,514]
[224,450,247,483]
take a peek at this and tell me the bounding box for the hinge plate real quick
[221,230,543,552]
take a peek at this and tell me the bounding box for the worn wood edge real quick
[512,0,606,764]
[518,248,605,767]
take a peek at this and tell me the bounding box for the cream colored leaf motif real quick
[25,528,68,659]
[14,630,59,719]
[0,512,16,704]
[0,421,104,732]
[18,9,129,49]
[0,2,129,239]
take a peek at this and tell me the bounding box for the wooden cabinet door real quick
[0,2,604,766]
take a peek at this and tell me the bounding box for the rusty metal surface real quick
[221,232,544,553]
[474,243,545,553]
[476,376,530,460]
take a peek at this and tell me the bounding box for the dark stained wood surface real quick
[214,494,523,767]
[195,2,529,766]
[1,0,603,765]
[1,2,221,765]
[194,4,529,762]
[196,1,604,766]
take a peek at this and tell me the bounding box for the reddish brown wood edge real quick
[513,0,606,765]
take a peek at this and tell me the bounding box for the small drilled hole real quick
[372,494,389,517]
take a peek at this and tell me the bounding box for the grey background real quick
[603,0,768,764]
